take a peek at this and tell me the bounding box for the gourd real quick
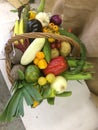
[21,38,45,65]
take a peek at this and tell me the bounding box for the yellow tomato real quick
[38,77,47,86]
[46,73,56,83]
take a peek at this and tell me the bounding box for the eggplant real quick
[26,19,43,43]
[26,19,43,32]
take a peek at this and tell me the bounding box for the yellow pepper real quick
[33,58,39,65]
[32,100,39,108]
[38,59,47,69]
[36,51,45,60]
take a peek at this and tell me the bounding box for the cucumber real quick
[21,38,45,65]
[43,39,51,63]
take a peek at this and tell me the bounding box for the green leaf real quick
[15,94,24,117]
[43,87,56,99]
[0,90,22,122]
[47,98,55,105]
[17,70,25,80]
[6,91,22,121]
[18,95,24,117]
[10,9,18,13]
[22,88,33,106]
[24,85,42,101]
[11,81,19,92]
[56,91,72,97]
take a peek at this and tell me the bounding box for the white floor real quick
[0,1,98,130]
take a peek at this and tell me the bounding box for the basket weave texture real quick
[5,32,81,84]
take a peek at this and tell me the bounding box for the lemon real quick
[46,73,56,83]
[38,77,47,86]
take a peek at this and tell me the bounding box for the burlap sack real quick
[7,0,29,8]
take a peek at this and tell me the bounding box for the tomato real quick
[50,43,56,49]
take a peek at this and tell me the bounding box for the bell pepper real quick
[43,56,68,76]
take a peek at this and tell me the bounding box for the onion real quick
[50,14,62,26]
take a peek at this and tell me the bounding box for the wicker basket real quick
[5,32,81,84]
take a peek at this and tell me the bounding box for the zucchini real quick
[21,38,45,65]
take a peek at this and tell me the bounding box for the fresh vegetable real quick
[14,39,30,52]
[13,20,19,36]
[38,77,47,86]
[55,40,61,49]
[36,0,46,13]
[51,76,67,94]
[0,81,42,121]
[56,91,72,97]
[33,51,48,69]
[61,71,92,80]
[52,25,59,32]
[25,65,41,83]
[26,19,43,32]
[48,38,55,43]
[42,39,51,63]
[9,48,23,64]
[20,4,30,32]
[50,15,62,26]
[51,48,59,59]
[36,51,45,60]
[33,58,39,65]
[21,38,45,65]
[43,56,68,76]
[50,42,56,49]
[18,18,24,35]
[13,18,30,52]
[35,12,50,27]
[29,11,36,20]
[10,65,25,82]
[60,41,71,57]
[32,100,39,108]
[46,73,56,83]
[67,58,93,70]
[37,59,47,69]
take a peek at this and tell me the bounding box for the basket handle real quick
[8,32,80,56]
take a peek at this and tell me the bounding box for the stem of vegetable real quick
[61,72,92,80]
[67,58,93,70]
[37,0,46,13]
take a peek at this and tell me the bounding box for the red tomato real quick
[50,43,56,49]
[56,42,61,49]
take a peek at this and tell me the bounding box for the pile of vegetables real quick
[0,0,94,122]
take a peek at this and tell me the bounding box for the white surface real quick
[0,1,98,130]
